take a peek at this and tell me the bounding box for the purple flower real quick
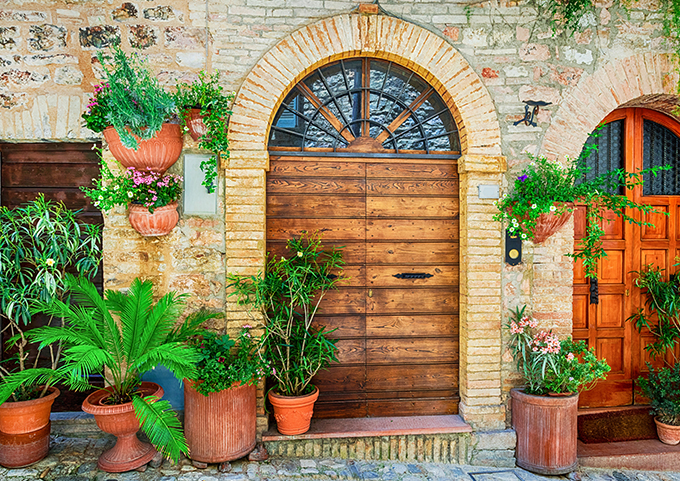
[518,174,528,182]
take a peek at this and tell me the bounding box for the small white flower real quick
[521,233,527,239]
[509,226,515,233]
[531,204,537,209]
[512,218,519,225]
[45,258,55,267]
[493,200,498,206]
[98,195,103,200]
[549,205,557,212]
[127,191,133,198]
[297,251,303,258]
[113,185,119,191]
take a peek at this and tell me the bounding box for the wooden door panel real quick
[366,288,457,314]
[598,338,625,374]
[367,219,458,240]
[366,398,458,417]
[596,294,625,328]
[267,194,365,218]
[366,266,457,286]
[365,364,458,390]
[330,265,365,287]
[366,315,457,338]
[366,180,458,196]
[366,338,458,364]
[313,366,365,392]
[335,339,366,364]
[366,196,458,218]
[366,163,456,179]
[3,163,96,187]
[573,295,588,330]
[313,315,365,338]
[320,288,366,314]
[269,161,365,177]
[267,241,366,265]
[314,401,368,419]
[267,218,365,240]
[642,208,670,240]
[602,210,624,239]
[578,380,633,408]
[366,242,458,264]
[267,178,365,194]
[600,251,625,283]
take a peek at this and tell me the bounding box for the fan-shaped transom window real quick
[268,58,461,154]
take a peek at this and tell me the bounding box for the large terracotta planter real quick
[128,202,179,237]
[184,380,256,463]
[655,417,680,445]
[103,123,183,172]
[0,387,59,468]
[511,388,578,475]
[82,382,163,473]
[268,386,319,435]
[531,203,574,244]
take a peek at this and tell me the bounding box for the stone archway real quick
[225,12,507,431]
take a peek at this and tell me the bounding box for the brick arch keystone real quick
[227,13,501,157]
[541,53,677,159]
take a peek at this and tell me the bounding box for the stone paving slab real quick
[3,436,680,481]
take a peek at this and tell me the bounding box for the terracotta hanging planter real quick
[531,203,574,244]
[654,417,680,445]
[82,381,163,473]
[103,123,183,172]
[184,380,256,463]
[511,388,579,475]
[268,386,319,436]
[128,202,179,237]
[185,108,208,142]
[0,387,60,468]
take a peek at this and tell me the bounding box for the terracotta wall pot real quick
[0,387,59,468]
[82,382,162,473]
[184,380,256,463]
[128,202,179,237]
[655,417,680,445]
[531,203,574,244]
[511,388,579,475]
[103,123,183,172]
[185,109,208,142]
[268,386,319,435]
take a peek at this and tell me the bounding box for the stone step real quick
[578,439,680,471]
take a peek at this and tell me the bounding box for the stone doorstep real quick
[578,439,680,471]
[262,415,472,441]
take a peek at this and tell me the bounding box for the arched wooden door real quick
[267,58,461,418]
[573,108,680,408]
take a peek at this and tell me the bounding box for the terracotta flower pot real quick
[103,123,183,173]
[184,380,256,463]
[511,388,579,475]
[82,382,163,473]
[655,417,680,445]
[128,202,179,237]
[531,203,574,244]
[268,386,319,435]
[185,108,208,142]
[0,387,60,468]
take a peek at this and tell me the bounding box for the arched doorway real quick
[266,57,460,418]
[573,108,680,408]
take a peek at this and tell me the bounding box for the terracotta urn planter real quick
[511,388,579,475]
[654,417,680,445]
[128,202,179,237]
[184,380,256,463]
[103,123,183,172]
[268,386,319,435]
[0,387,60,468]
[82,382,163,473]
[531,203,574,244]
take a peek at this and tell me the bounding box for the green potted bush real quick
[175,70,234,193]
[227,231,344,435]
[638,362,680,445]
[184,328,267,465]
[507,305,610,475]
[0,195,101,468]
[23,275,213,472]
[82,44,182,172]
[82,160,183,236]
[493,154,669,279]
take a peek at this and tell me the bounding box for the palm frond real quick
[0,368,65,404]
[132,396,188,463]
[114,278,154,366]
[61,345,113,383]
[131,290,189,362]
[166,309,221,343]
[133,343,199,381]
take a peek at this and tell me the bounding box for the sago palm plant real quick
[1,274,213,462]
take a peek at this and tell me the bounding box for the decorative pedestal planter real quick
[103,123,183,172]
[128,202,179,237]
[655,417,680,445]
[269,387,319,436]
[82,382,163,473]
[0,387,60,468]
[184,381,256,463]
[511,388,578,475]
[531,204,574,244]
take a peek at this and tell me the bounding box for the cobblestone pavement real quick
[3,436,680,481]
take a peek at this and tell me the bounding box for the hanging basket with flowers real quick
[82,160,182,237]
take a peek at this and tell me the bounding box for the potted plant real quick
[24,275,212,472]
[184,327,267,466]
[637,362,680,445]
[82,160,182,237]
[493,154,669,279]
[82,45,182,172]
[507,305,610,474]
[175,71,235,193]
[0,195,101,468]
[227,231,345,435]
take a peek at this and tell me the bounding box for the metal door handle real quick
[393,273,433,279]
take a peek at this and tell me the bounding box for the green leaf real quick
[133,396,187,463]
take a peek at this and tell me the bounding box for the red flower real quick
[218,356,226,363]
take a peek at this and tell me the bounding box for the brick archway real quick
[541,53,677,159]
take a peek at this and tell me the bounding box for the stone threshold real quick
[262,415,472,441]
[578,439,680,471]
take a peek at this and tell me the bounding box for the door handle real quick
[368,289,373,298]
[393,273,433,279]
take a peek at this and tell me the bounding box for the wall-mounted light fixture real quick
[513,100,552,127]
[505,231,522,266]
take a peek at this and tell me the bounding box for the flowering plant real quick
[507,305,610,395]
[187,327,269,396]
[493,154,668,279]
[82,82,112,133]
[82,161,182,213]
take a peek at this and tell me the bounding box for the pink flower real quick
[243,324,253,329]
[566,352,575,361]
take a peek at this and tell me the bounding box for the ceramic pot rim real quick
[0,386,60,410]
[82,381,163,416]
[655,416,680,429]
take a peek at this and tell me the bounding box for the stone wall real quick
[1,0,677,434]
